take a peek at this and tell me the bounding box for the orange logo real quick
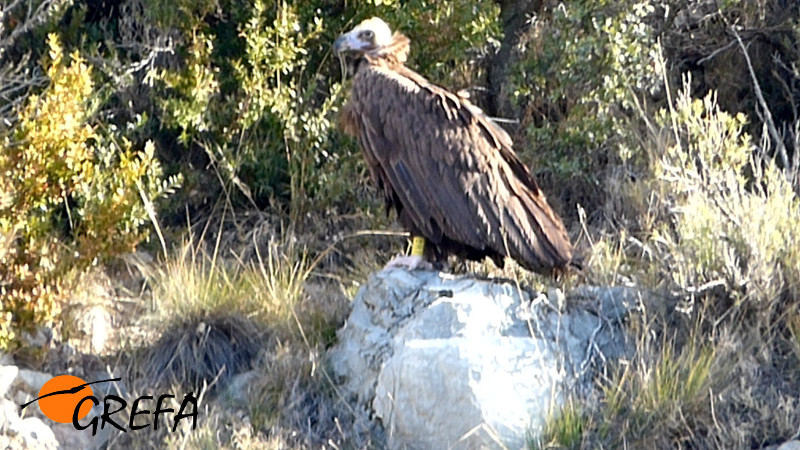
[20,374,198,435]
[34,375,95,423]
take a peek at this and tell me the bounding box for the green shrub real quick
[152,1,342,216]
[0,35,179,351]
[145,0,501,219]
[651,77,800,305]
[511,0,658,185]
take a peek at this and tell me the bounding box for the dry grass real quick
[112,100,800,448]
[52,81,799,449]
[40,39,798,448]
[535,48,800,449]
[95,214,375,449]
[142,231,311,328]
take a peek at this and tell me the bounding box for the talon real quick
[385,255,433,271]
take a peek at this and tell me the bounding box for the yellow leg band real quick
[411,236,426,257]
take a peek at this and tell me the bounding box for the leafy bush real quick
[538,31,800,443]
[658,0,800,164]
[510,0,658,190]
[144,0,501,219]
[151,1,343,217]
[0,35,178,351]
[652,78,800,306]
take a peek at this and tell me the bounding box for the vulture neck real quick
[365,32,410,67]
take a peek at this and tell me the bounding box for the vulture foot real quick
[384,254,434,271]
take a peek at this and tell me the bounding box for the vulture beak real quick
[334,32,357,55]
[334,18,392,55]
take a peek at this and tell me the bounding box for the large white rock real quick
[14,369,52,395]
[329,269,635,449]
[0,366,18,399]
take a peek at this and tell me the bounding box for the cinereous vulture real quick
[334,17,577,275]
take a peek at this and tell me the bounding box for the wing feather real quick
[349,61,573,272]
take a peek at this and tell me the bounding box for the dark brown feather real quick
[340,28,574,275]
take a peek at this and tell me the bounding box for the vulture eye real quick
[362,30,375,40]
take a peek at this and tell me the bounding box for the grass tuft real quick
[115,217,358,448]
[131,314,266,391]
[144,231,312,330]
[533,398,587,449]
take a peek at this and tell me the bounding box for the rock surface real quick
[329,269,637,449]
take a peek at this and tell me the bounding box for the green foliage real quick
[568,36,800,447]
[156,32,220,146]
[652,78,800,303]
[533,399,586,449]
[146,0,501,216]
[141,0,218,31]
[0,35,178,351]
[153,1,344,216]
[352,0,501,83]
[596,341,717,447]
[233,2,342,218]
[511,0,658,183]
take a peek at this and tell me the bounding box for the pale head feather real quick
[334,17,395,54]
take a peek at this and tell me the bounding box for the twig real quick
[697,39,738,65]
[0,0,70,55]
[579,320,605,376]
[684,278,726,295]
[732,27,790,169]
[137,180,168,261]
[709,387,721,431]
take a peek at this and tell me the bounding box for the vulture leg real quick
[384,236,434,270]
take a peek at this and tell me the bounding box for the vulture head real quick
[334,18,409,64]
[334,18,393,55]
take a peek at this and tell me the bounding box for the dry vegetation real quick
[2,0,800,448]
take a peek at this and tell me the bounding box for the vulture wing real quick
[347,63,573,273]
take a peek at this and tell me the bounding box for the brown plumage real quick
[334,18,576,275]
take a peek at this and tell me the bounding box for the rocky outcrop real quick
[329,269,638,449]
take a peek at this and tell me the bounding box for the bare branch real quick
[0,0,72,57]
[732,27,790,170]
